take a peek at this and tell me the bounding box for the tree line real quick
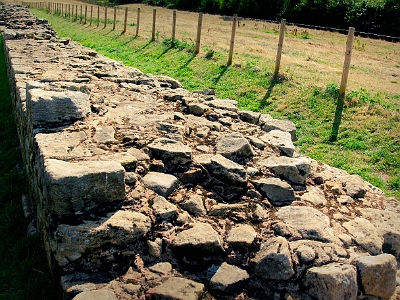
[114,0,400,37]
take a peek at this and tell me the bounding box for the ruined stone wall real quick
[1,3,399,300]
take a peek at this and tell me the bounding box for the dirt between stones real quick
[1,3,399,300]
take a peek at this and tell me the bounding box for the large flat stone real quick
[142,172,179,198]
[252,177,295,206]
[207,154,247,185]
[275,206,337,243]
[172,222,224,254]
[53,210,151,266]
[147,138,192,166]
[361,208,400,258]
[43,159,125,216]
[210,262,249,292]
[27,88,90,128]
[260,130,295,157]
[145,277,204,300]
[215,132,254,161]
[343,217,383,255]
[262,156,311,185]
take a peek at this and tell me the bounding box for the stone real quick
[208,203,248,217]
[127,147,150,161]
[252,204,268,221]
[260,130,295,157]
[210,262,249,292]
[149,262,172,275]
[27,88,90,128]
[238,110,261,124]
[361,208,400,258]
[226,224,256,248]
[215,132,255,161]
[145,277,204,300]
[252,177,295,206]
[262,156,311,185]
[178,168,203,184]
[275,206,337,243]
[148,238,162,258]
[296,245,316,263]
[249,236,294,280]
[53,210,151,266]
[35,131,90,161]
[147,138,192,166]
[205,99,238,112]
[172,222,224,254]
[300,186,327,206]
[343,217,383,255]
[247,136,265,149]
[304,263,357,300]
[181,195,206,216]
[207,154,247,185]
[73,289,118,300]
[43,159,125,216]
[142,172,179,198]
[152,195,178,221]
[342,175,368,198]
[156,75,182,89]
[260,114,297,141]
[355,254,397,299]
[104,152,137,171]
[125,172,137,185]
[196,126,210,138]
[188,103,209,116]
[93,126,117,144]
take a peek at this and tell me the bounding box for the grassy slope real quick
[30,9,400,198]
[0,36,58,300]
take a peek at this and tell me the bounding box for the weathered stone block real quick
[43,159,125,216]
[145,277,204,300]
[304,263,357,300]
[27,88,90,128]
[53,210,151,266]
[249,236,294,280]
[355,254,397,299]
[262,156,311,185]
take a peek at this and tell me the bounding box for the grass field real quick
[0,36,58,299]
[26,4,400,199]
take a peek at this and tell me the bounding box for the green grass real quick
[0,36,58,299]
[30,9,400,199]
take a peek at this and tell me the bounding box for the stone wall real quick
[1,3,399,299]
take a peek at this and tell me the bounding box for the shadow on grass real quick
[259,73,286,110]
[157,46,173,59]
[212,65,229,85]
[329,94,345,142]
[179,54,196,69]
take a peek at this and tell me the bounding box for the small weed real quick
[353,38,366,51]
[163,38,195,52]
[205,49,215,59]
[129,22,136,27]
[346,88,379,107]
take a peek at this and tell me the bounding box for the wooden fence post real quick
[274,19,286,75]
[171,10,177,42]
[113,6,116,30]
[104,6,107,28]
[151,9,156,41]
[80,5,82,23]
[195,12,203,54]
[68,4,70,18]
[136,7,140,36]
[123,7,128,33]
[330,27,356,142]
[75,5,77,22]
[227,14,237,65]
[84,6,87,24]
[339,27,355,96]
[97,6,100,27]
[90,6,93,26]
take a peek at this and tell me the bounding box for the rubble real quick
[1,3,399,299]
